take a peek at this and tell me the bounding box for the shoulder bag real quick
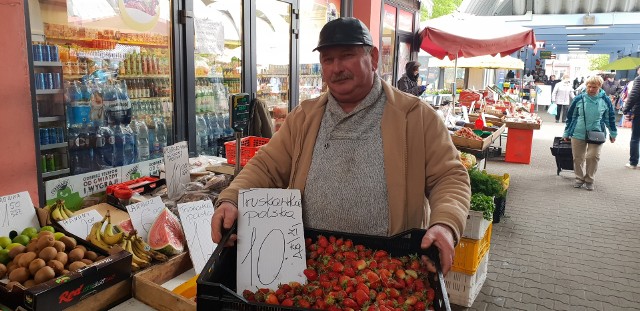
[582,98,606,144]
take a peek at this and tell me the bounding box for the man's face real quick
[319,45,379,103]
[586,82,600,96]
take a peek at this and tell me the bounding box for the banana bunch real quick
[87,211,125,252]
[49,199,74,221]
[121,230,153,270]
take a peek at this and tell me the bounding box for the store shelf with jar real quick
[298,63,324,102]
[32,42,70,179]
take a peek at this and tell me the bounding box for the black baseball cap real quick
[313,17,374,51]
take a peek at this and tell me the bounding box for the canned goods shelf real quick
[42,168,70,179]
[40,142,68,151]
[35,89,63,95]
[33,61,63,67]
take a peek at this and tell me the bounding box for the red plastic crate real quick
[224,136,270,166]
[505,128,534,164]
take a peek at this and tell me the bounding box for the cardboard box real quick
[133,252,196,311]
[462,210,492,240]
[451,135,491,150]
[505,121,541,130]
[0,206,133,311]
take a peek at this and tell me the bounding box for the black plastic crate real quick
[197,225,451,311]
[493,192,507,224]
[550,137,573,175]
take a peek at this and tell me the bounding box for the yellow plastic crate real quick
[452,223,492,274]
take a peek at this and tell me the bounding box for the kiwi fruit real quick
[18,252,37,268]
[52,240,66,253]
[8,245,26,258]
[39,247,57,262]
[36,235,55,251]
[54,252,68,265]
[59,236,77,250]
[47,260,64,275]
[0,263,7,279]
[68,261,87,271]
[8,267,30,283]
[6,262,18,275]
[12,253,24,264]
[80,259,93,265]
[26,241,39,253]
[75,245,87,253]
[38,230,55,240]
[61,269,70,275]
[28,258,46,275]
[34,266,55,284]
[84,251,98,261]
[68,248,84,262]
[23,279,37,288]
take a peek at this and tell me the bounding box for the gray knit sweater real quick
[302,77,389,236]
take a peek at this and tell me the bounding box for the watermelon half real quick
[118,219,134,234]
[148,207,185,255]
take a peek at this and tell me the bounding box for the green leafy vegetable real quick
[470,193,495,221]
[468,169,505,198]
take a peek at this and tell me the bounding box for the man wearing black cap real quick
[211,17,470,275]
[397,61,426,96]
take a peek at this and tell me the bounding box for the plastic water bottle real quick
[154,117,167,157]
[121,124,136,165]
[133,120,150,162]
[196,115,209,155]
[103,82,119,125]
[69,124,94,174]
[222,113,234,136]
[95,126,115,169]
[116,81,132,125]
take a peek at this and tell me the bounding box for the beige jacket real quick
[217,81,470,241]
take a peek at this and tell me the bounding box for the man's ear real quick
[370,46,380,71]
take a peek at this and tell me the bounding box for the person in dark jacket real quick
[397,61,426,96]
[622,67,640,169]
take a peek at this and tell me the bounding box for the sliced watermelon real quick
[148,208,185,255]
[119,219,134,234]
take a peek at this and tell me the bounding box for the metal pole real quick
[451,57,458,101]
[234,132,242,176]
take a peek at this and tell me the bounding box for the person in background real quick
[622,66,640,169]
[552,75,575,123]
[547,74,560,92]
[573,77,580,90]
[397,61,426,96]
[563,76,618,191]
[506,70,515,79]
[575,76,590,95]
[523,70,535,85]
[210,17,470,275]
[602,74,621,104]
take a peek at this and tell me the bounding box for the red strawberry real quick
[265,293,279,305]
[354,289,370,306]
[369,259,378,269]
[329,235,337,244]
[395,269,406,279]
[304,268,318,281]
[318,235,329,248]
[366,271,380,284]
[336,237,344,247]
[344,251,358,260]
[332,261,344,272]
[409,255,421,270]
[344,239,353,248]
[376,291,388,302]
[356,282,370,293]
[327,306,341,311]
[374,250,388,259]
[297,298,311,308]
[344,266,356,277]
[281,298,294,306]
[343,298,358,308]
[325,244,336,255]
[405,269,418,279]
[426,288,435,302]
[415,301,427,311]
[404,295,418,306]
[354,259,367,270]
[387,288,400,298]
[242,289,255,301]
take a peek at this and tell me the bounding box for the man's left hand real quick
[420,224,456,275]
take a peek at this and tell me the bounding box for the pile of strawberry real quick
[242,235,437,311]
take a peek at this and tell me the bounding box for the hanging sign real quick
[163,141,190,200]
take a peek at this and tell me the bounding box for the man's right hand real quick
[211,201,238,246]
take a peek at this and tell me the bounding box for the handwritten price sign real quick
[126,197,166,242]
[236,189,306,295]
[0,191,39,235]
[58,209,103,240]
[163,141,190,200]
[177,200,217,274]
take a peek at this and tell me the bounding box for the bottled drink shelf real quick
[33,61,63,67]
[36,89,63,95]
[40,142,68,151]
[42,168,70,179]
[38,116,64,123]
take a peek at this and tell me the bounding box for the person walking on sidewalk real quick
[210,17,470,275]
[551,75,575,123]
[397,61,426,96]
[622,68,640,169]
[563,76,618,191]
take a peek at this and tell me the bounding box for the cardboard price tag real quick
[163,141,190,200]
[0,191,39,234]
[126,197,166,242]
[177,200,217,274]
[236,189,306,295]
[58,209,103,240]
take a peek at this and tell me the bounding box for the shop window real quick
[380,4,397,85]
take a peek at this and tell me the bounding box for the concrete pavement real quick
[456,112,640,311]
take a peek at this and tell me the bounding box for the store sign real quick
[44,159,164,211]
[540,51,553,59]
[194,18,225,55]
[236,188,306,295]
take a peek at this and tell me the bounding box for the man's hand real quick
[420,224,456,275]
[610,137,616,143]
[211,202,238,246]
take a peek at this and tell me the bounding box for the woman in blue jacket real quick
[563,76,618,191]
